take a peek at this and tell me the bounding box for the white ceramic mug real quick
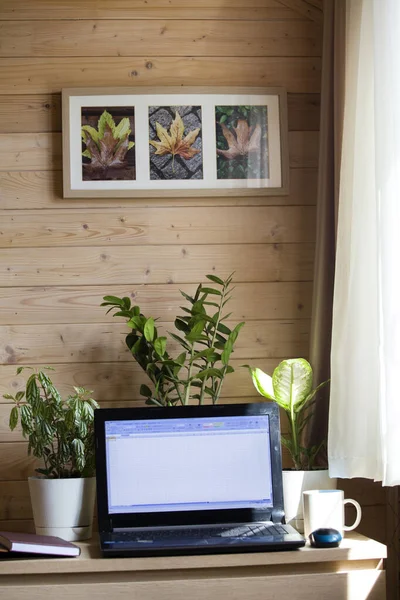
[303,489,362,539]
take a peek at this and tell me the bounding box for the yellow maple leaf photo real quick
[149,107,203,180]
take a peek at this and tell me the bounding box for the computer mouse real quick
[309,528,342,548]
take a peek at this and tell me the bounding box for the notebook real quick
[94,402,305,557]
[0,531,80,557]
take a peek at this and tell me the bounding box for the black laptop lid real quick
[94,403,285,532]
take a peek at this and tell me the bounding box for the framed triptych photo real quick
[62,87,289,198]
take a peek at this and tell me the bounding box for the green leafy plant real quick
[249,359,329,470]
[102,274,244,406]
[82,110,134,173]
[4,367,99,479]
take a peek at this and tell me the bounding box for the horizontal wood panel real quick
[0,20,321,58]
[0,353,309,403]
[0,518,35,533]
[0,131,318,171]
[0,0,305,21]
[0,94,61,134]
[0,133,60,172]
[288,93,320,131]
[0,319,309,366]
[0,93,319,134]
[0,58,321,94]
[0,243,314,286]
[0,9,302,21]
[0,281,313,325]
[0,206,316,248]
[289,131,319,168]
[0,168,318,209]
[0,481,32,520]
[0,442,38,481]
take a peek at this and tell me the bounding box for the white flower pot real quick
[282,470,337,533]
[28,477,96,541]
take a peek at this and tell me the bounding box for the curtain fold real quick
[328,0,400,485]
[305,0,345,460]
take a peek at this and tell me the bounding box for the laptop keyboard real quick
[115,523,290,541]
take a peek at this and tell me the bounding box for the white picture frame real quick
[62,87,289,198]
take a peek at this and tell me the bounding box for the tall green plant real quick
[102,274,244,406]
[4,367,99,479]
[249,359,329,470]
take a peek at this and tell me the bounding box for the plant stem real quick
[199,281,228,404]
[184,345,195,405]
[165,365,185,406]
[213,365,227,405]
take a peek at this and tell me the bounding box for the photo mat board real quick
[62,87,289,198]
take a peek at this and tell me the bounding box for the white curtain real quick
[328,0,400,485]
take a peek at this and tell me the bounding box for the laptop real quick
[94,402,305,557]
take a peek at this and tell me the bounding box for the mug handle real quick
[343,498,362,531]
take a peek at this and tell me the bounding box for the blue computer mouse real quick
[309,528,342,548]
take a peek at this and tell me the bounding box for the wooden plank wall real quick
[0,0,322,531]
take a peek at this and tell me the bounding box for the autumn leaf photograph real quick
[81,107,135,181]
[215,106,269,180]
[149,106,203,180]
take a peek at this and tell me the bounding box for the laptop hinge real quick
[271,507,285,524]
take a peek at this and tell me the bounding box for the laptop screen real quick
[104,414,273,514]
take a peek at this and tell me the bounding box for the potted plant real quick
[102,273,244,405]
[249,358,336,532]
[4,367,99,541]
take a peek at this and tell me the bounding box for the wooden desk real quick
[0,533,386,600]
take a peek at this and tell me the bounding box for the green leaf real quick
[9,406,18,431]
[82,149,92,158]
[102,295,124,305]
[230,321,245,343]
[122,296,131,309]
[154,336,167,357]
[127,315,144,330]
[190,348,217,363]
[196,368,222,380]
[200,287,222,296]
[180,290,194,304]
[221,339,233,366]
[175,318,189,333]
[26,375,40,405]
[140,384,153,398]
[250,368,275,401]
[217,323,231,335]
[3,394,14,400]
[112,310,133,318]
[191,300,206,315]
[169,332,191,351]
[16,366,24,375]
[186,320,205,342]
[272,359,313,412]
[15,391,25,402]
[206,274,224,285]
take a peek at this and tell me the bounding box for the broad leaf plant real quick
[5,367,99,479]
[103,273,244,406]
[249,359,330,470]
